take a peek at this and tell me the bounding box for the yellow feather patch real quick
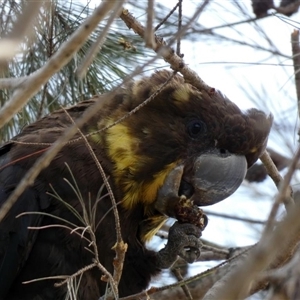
[88,127,103,144]
[106,122,140,171]
[141,215,168,242]
[172,85,192,103]
[105,120,179,210]
[119,161,178,210]
[250,147,258,153]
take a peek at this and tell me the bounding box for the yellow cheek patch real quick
[105,122,140,170]
[120,161,178,210]
[88,128,103,144]
[105,121,179,210]
[249,147,258,153]
[141,162,177,203]
[141,215,168,242]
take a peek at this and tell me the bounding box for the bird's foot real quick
[156,221,203,268]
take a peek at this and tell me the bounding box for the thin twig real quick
[172,268,193,300]
[291,30,300,140]
[145,0,156,48]
[154,2,180,32]
[260,150,284,187]
[190,14,273,35]
[37,84,48,120]
[62,107,126,289]
[176,0,183,56]
[204,210,266,225]
[120,1,212,93]
[119,246,253,300]
[0,76,27,89]
[54,262,98,287]
[260,150,294,216]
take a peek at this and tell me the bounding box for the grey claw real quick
[155,222,203,269]
[179,247,201,263]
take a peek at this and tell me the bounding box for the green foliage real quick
[0,0,153,142]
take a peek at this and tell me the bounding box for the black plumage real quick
[0,70,273,299]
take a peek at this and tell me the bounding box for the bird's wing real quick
[0,142,49,297]
[0,96,107,298]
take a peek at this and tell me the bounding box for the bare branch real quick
[0,77,26,89]
[120,2,213,93]
[172,268,193,300]
[144,0,156,48]
[176,0,183,56]
[205,210,266,225]
[62,107,127,289]
[154,2,180,32]
[291,30,300,140]
[260,150,294,215]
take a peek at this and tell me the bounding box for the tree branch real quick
[291,30,300,140]
[120,2,213,93]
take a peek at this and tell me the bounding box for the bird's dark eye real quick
[187,119,206,138]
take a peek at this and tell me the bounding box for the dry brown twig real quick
[291,30,300,139]
[62,108,126,297]
[176,0,183,56]
[259,150,294,215]
[204,210,266,225]
[144,0,156,48]
[172,268,193,300]
[119,246,253,300]
[120,1,212,93]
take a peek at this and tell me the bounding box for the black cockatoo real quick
[0,70,272,299]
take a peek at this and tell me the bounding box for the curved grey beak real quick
[155,149,247,217]
[190,152,247,206]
